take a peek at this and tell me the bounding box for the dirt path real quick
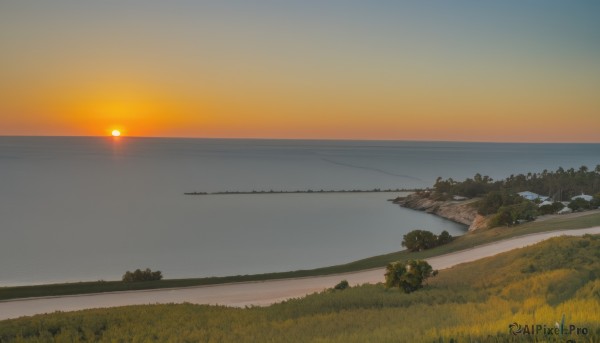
[1,227,599,321]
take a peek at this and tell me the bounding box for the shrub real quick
[333,280,350,290]
[568,198,591,212]
[538,202,565,215]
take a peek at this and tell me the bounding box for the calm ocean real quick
[1,137,599,285]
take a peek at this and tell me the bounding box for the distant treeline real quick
[433,165,600,201]
[184,188,418,195]
[431,165,600,227]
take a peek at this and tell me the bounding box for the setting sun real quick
[111,130,121,137]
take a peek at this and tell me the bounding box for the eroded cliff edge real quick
[393,193,489,231]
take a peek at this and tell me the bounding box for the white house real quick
[538,200,553,207]
[518,191,549,202]
[571,193,593,202]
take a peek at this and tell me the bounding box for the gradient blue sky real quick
[1,1,599,141]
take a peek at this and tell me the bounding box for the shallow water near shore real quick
[1,137,599,286]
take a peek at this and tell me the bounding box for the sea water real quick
[1,137,598,285]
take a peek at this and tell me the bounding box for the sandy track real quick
[1,227,599,321]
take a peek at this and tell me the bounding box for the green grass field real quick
[1,211,599,302]
[1,234,599,342]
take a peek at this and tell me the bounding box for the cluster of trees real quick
[122,268,163,282]
[384,259,436,293]
[569,197,600,212]
[502,166,600,200]
[481,193,600,227]
[476,191,538,226]
[477,191,523,215]
[432,166,600,226]
[433,165,600,201]
[483,193,600,226]
[401,230,453,252]
[490,201,538,227]
[434,173,496,199]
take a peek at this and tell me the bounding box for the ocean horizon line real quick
[1,135,599,145]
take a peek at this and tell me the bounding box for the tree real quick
[402,230,438,252]
[437,230,453,245]
[385,260,436,293]
[568,198,590,212]
[491,206,512,227]
[122,268,163,282]
[477,191,507,215]
[479,190,530,215]
[591,195,600,208]
[513,201,538,221]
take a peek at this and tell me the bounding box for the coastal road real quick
[1,227,599,321]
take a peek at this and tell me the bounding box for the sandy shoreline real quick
[1,226,599,321]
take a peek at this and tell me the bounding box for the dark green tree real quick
[385,260,436,293]
[477,191,525,216]
[402,230,438,252]
[568,198,590,212]
[437,230,453,245]
[590,193,600,208]
[491,206,513,226]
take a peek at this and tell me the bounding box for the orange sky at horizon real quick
[1,2,599,143]
[4,75,598,142]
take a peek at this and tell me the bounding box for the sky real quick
[1,1,599,142]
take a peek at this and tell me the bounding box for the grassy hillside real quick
[1,211,599,302]
[1,234,599,342]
